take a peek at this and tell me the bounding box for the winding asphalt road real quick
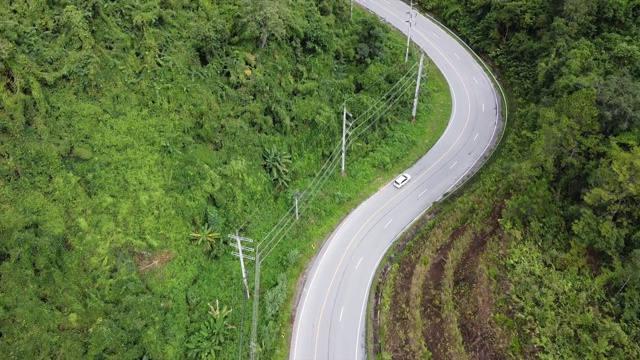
[290,0,503,359]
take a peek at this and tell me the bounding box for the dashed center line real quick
[419,188,429,198]
[339,307,344,322]
[483,103,485,112]
[355,257,363,270]
[473,76,478,84]
[384,219,393,229]
[433,32,440,39]
[308,3,495,358]
[474,133,479,141]
[450,161,458,169]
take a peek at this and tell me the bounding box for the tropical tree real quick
[240,0,300,49]
[185,300,235,360]
[190,224,223,258]
[262,146,292,191]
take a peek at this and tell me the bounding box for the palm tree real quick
[185,300,235,360]
[189,224,222,257]
[263,145,292,191]
[207,300,234,348]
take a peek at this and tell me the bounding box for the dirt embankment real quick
[372,201,509,360]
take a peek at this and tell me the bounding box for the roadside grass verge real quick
[263,34,452,360]
[370,168,512,359]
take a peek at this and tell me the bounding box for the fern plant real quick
[262,145,292,191]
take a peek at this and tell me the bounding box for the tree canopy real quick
[0,0,419,358]
[415,0,640,357]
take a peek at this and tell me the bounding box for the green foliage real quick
[263,146,292,192]
[265,274,288,320]
[416,0,640,357]
[190,224,223,259]
[185,300,235,360]
[573,138,640,257]
[0,0,446,358]
[240,0,301,49]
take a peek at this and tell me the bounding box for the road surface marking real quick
[384,219,393,229]
[339,307,344,322]
[450,161,458,169]
[483,103,485,112]
[419,188,429,198]
[312,7,490,359]
[299,3,502,357]
[454,53,460,59]
[474,133,478,141]
[355,257,363,270]
[433,32,440,39]
[473,76,478,84]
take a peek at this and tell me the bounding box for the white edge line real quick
[350,3,507,359]
[352,6,499,360]
[292,194,376,359]
[309,1,508,359]
[421,9,508,161]
[443,106,499,195]
[355,202,434,359]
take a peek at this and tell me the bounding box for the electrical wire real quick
[256,58,423,260]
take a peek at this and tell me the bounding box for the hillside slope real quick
[0,1,450,358]
[374,1,640,359]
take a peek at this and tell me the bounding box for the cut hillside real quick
[374,1,640,359]
[0,0,452,358]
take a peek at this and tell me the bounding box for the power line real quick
[348,71,418,143]
[257,63,417,260]
[258,65,421,260]
[260,153,342,260]
[247,54,428,359]
[347,62,419,125]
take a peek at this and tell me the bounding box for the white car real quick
[393,173,411,188]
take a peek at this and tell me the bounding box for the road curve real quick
[290,1,503,359]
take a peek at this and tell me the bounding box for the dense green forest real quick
[376,0,640,358]
[0,0,451,359]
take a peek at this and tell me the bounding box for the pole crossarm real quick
[228,234,254,243]
[230,243,256,253]
[231,252,256,261]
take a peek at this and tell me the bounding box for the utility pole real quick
[249,252,260,360]
[294,190,300,220]
[229,231,254,298]
[351,0,354,21]
[411,52,426,122]
[341,102,352,176]
[405,0,415,63]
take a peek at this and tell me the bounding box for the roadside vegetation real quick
[0,0,451,359]
[374,1,640,359]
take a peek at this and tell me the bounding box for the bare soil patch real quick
[136,251,175,272]
[373,200,509,359]
[420,227,462,359]
[454,202,506,359]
